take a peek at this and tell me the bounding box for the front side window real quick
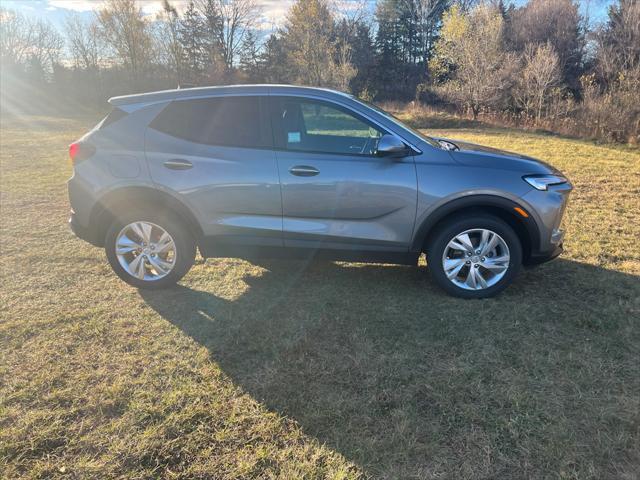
[351,95,440,149]
[271,97,384,156]
[149,96,269,148]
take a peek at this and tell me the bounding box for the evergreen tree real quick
[179,1,208,84]
[334,18,375,95]
[373,0,449,99]
[239,29,261,82]
[195,0,224,69]
[258,33,289,83]
[374,0,419,98]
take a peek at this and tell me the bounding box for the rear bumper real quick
[68,170,103,247]
[69,211,101,247]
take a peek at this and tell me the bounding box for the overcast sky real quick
[1,0,616,32]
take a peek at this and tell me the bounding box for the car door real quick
[145,95,282,248]
[269,96,417,251]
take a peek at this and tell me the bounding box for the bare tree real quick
[453,0,479,12]
[218,0,261,68]
[155,0,184,84]
[507,0,584,88]
[0,8,34,66]
[32,17,64,70]
[335,0,372,29]
[65,15,103,71]
[1,8,62,76]
[96,0,153,84]
[593,0,640,84]
[332,43,357,92]
[514,42,562,123]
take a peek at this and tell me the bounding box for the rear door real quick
[269,96,417,251]
[145,95,282,248]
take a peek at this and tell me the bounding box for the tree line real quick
[0,0,638,144]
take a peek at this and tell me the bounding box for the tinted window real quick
[150,96,267,148]
[271,97,384,155]
[99,107,128,129]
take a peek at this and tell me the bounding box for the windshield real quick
[350,96,441,149]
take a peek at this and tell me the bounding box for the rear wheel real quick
[105,211,196,289]
[427,215,522,298]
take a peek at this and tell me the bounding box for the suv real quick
[68,85,571,298]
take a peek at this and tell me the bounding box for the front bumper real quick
[525,242,563,266]
[521,181,571,264]
[524,224,565,266]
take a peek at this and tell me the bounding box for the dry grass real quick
[1,113,639,479]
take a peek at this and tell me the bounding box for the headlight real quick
[523,174,567,191]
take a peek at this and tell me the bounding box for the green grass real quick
[1,113,639,479]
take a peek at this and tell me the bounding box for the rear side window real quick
[99,107,128,129]
[149,96,268,148]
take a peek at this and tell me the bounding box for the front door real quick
[269,96,417,252]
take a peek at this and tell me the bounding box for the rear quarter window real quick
[98,107,128,129]
[149,96,269,149]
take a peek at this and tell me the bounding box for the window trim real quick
[148,95,272,150]
[268,96,398,158]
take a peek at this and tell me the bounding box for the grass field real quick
[1,112,639,479]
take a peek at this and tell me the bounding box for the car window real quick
[98,107,128,130]
[149,96,268,148]
[272,97,384,156]
[350,95,440,149]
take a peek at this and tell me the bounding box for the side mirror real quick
[376,134,410,158]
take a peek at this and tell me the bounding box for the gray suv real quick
[68,85,571,298]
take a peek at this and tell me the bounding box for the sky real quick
[1,0,617,32]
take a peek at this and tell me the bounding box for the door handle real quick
[163,159,193,170]
[289,165,319,177]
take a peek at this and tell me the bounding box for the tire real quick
[426,215,522,299]
[104,209,196,289]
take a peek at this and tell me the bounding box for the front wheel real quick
[427,216,522,298]
[105,211,196,289]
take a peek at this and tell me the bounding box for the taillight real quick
[69,141,95,165]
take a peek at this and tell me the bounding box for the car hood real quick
[435,137,559,174]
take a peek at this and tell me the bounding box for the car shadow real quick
[139,258,638,476]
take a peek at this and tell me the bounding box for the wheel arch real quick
[412,195,541,263]
[89,186,204,249]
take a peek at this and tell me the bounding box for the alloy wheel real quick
[441,228,510,291]
[115,221,176,281]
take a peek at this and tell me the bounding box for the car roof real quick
[108,84,353,107]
